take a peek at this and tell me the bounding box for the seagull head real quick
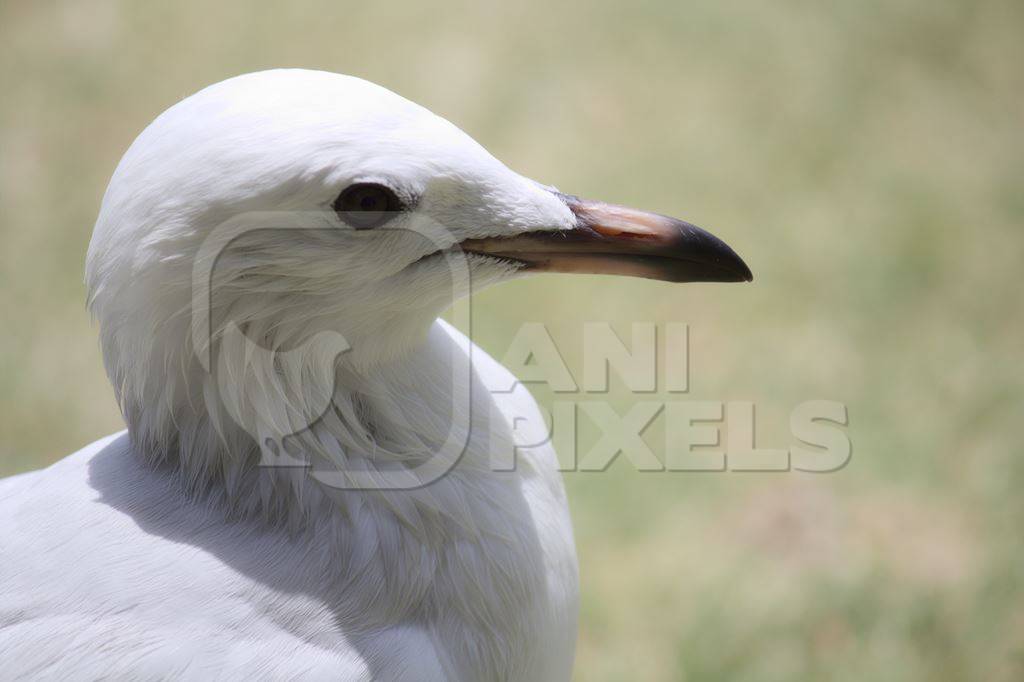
[85,69,750,481]
[88,69,749,362]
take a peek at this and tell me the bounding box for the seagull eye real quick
[333,183,403,230]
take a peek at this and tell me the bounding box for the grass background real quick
[2,0,1022,679]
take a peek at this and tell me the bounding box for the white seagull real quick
[0,70,750,681]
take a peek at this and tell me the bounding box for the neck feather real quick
[113,316,561,679]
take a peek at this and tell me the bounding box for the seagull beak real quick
[460,193,753,283]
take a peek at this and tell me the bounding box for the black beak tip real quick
[733,255,754,283]
[677,221,753,283]
[711,248,753,283]
[723,238,754,282]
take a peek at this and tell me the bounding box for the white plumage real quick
[0,69,749,680]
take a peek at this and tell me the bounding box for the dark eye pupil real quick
[333,183,402,229]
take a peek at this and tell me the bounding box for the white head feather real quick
[86,69,575,515]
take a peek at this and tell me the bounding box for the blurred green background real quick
[2,1,1022,679]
